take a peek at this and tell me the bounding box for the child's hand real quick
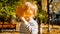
[21,17,29,25]
[21,17,26,21]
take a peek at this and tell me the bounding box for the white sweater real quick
[20,18,38,34]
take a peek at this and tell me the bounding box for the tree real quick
[0,0,20,23]
[35,0,42,34]
[47,0,53,32]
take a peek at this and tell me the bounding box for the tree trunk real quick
[36,18,40,34]
[47,0,53,32]
[40,20,42,34]
[36,18,42,34]
[47,21,51,32]
[9,15,12,23]
[47,0,50,32]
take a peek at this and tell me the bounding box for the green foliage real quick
[0,0,20,21]
[39,10,48,21]
[36,0,48,22]
[36,9,48,21]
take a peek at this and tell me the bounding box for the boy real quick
[16,1,38,34]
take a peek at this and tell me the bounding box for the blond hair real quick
[16,2,38,18]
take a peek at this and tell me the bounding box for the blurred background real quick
[0,0,60,34]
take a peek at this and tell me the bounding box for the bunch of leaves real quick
[39,10,48,21]
[36,9,48,21]
[35,0,48,22]
[0,0,20,21]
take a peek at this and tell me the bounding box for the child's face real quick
[24,10,35,18]
[23,10,35,21]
